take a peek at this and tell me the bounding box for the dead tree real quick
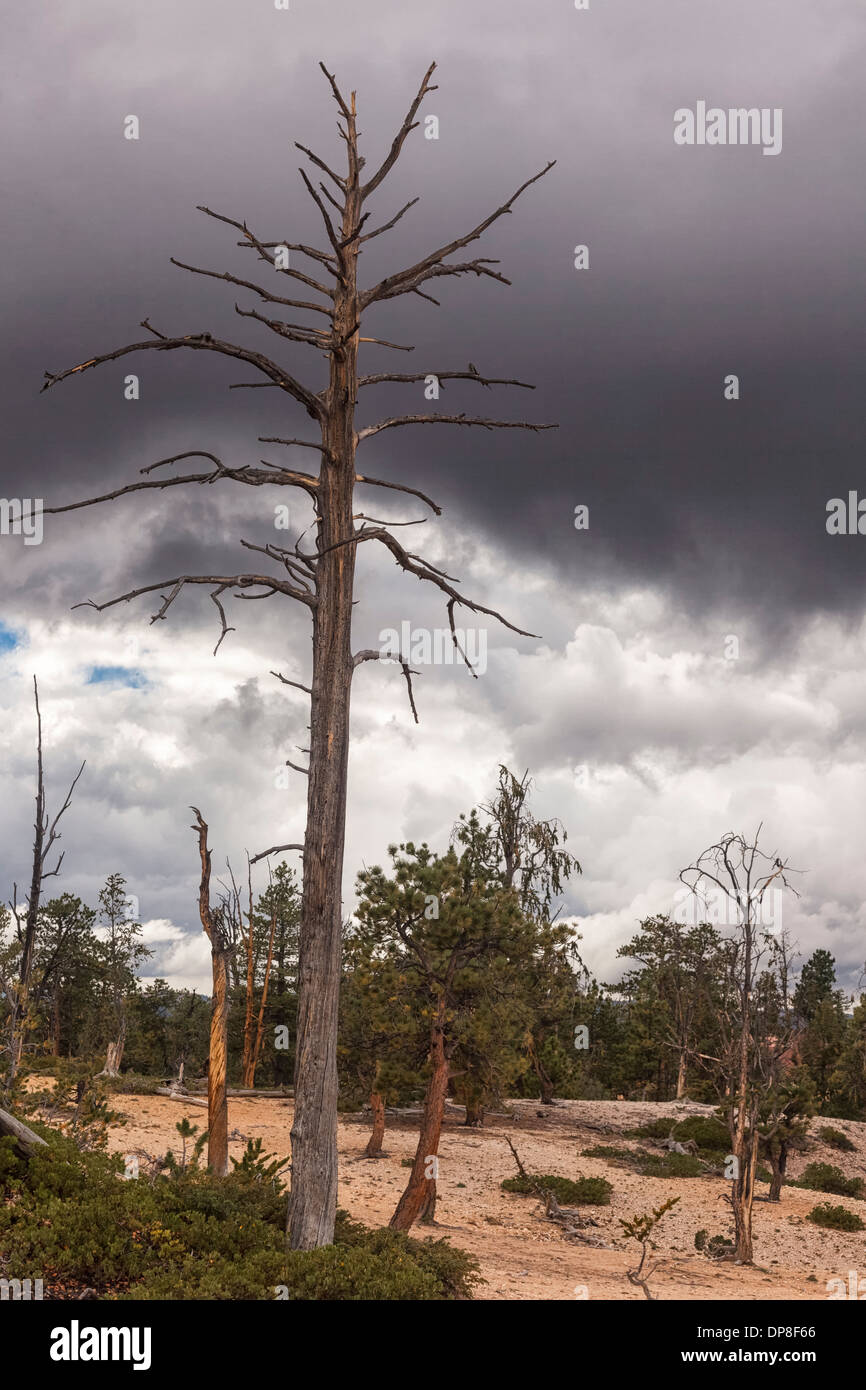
[191,809,239,1177]
[2,678,84,1095]
[41,62,556,1247]
[679,827,801,1264]
[236,857,259,1089]
[247,880,278,1089]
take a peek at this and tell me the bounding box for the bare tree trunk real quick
[732,1129,758,1261]
[241,923,257,1088]
[768,1142,787,1202]
[0,1105,48,1158]
[41,62,554,1251]
[288,94,361,1252]
[5,681,84,1096]
[675,1049,687,1099]
[248,903,277,1087]
[731,925,757,1263]
[7,686,48,1091]
[528,1036,555,1105]
[463,1101,484,1127]
[191,809,234,1179]
[364,1090,386,1158]
[208,947,231,1176]
[537,1067,555,1106]
[101,1010,127,1077]
[390,1008,449,1231]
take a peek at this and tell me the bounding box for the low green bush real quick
[818,1127,856,1153]
[672,1117,730,1150]
[0,1131,479,1300]
[806,1203,865,1232]
[694,1229,734,1259]
[501,1173,612,1205]
[580,1146,634,1163]
[638,1152,704,1179]
[627,1118,675,1140]
[102,1073,166,1096]
[794,1163,864,1198]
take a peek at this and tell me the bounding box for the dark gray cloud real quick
[2,0,866,994]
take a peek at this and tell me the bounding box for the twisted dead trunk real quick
[389,1004,449,1231]
[288,104,360,1250]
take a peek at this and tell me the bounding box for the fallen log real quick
[155,1088,208,1108]
[0,1105,49,1158]
[226,1088,293,1099]
[187,1086,293,1099]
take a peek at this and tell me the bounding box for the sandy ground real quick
[104,1094,866,1301]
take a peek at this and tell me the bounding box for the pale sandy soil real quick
[104,1094,866,1301]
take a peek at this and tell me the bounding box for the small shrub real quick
[795,1164,865,1198]
[581,1146,633,1163]
[627,1119,675,1140]
[672,1117,729,1150]
[103,1073,165,1096]
[638,1152,703,1179]
[501,1173,612,1205]
[694,1229,735,1260]
[806,1203,865,1233]
[818,1126,856,1153]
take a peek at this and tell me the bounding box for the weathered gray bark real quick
[0,1105,48,1158]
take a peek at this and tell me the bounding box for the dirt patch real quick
[104,1094,866,1301]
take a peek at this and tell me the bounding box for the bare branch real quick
[353,648,420,723]
[259,436,327,455]
[271,671,312,695]
[361,62,438,200]
[195,205,336,295]
[354,473,442,516]
[298,167,345,263]
[169,257,332,318]
[295,140,346,192]
[72,573,317,636]
[249,843,305,867]
[318,61,353,119]
[358,369,534,391]
[43,455,319,517]
[357,413,557,444]
[42,327,324,421]
[360,162,556,310]
[233,303,332,349]
[362,527,539,675]
[360,197,420,244]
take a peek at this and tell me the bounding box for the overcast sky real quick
[2,0,865,995]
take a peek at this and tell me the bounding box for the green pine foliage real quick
[0,1130,479,1300]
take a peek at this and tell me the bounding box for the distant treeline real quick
[2,773,863,1125]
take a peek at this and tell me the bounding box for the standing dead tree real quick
[2,678,85,1097]
[679,827,801,1264]
[41,61,556,1247]
[191,808,239,1178]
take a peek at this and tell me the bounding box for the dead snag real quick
[191,808,238,1176]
